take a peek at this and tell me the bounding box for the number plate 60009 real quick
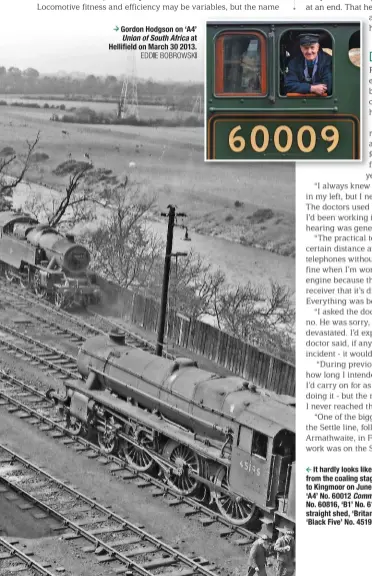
[208,116,357,160]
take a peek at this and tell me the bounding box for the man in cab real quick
[284,33,332,96]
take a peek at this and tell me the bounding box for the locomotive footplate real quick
[54,284,100,305]
[55,284,98,294]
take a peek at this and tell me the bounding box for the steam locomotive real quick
[0,211,100,308]
[50,331,295,536]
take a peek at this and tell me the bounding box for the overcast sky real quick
[0,1,205,81]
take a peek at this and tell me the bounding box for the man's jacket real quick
[274,536,296,565]
[248,540,267,569]
[284,50,332,94]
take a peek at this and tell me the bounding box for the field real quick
[1,96,195,121]
[0,103,295,257]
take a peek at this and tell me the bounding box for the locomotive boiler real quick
[50,331,295,536]
[0,211,100,307]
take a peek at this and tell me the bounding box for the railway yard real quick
[0,280,285,576]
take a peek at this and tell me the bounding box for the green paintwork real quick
[206,22,360,160]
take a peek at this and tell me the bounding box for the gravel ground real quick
[0,492,59,538]
[0,403,254,576]
[4,536,122,576]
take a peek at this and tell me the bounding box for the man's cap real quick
[299,33,320,46]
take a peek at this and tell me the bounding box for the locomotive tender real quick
[50,331,295,535]
[0,211,100,307]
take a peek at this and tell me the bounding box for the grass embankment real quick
[0,105,295,258]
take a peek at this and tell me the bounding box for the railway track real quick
[0,322,81,381]
[0,444,218,576]
[0,281,174,357]
[0,365,256,548]
[0,286,267,546]
[0,537,58,576]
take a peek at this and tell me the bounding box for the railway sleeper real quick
[0,563,29,574]
[99,546,159,562]
[74,515,109,527]
[59,505,92,516]
[106,537,143,548]
[88,526,129,537]
[153,571,195,576]
[142,556,178,570]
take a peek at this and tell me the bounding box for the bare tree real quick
[164,250,225,319]
[85,183,160,290]
[214,282,264,339]
[0,132,40,209]
[23,163,117,228]
[263,280,295,327]
[48,164,93,227]
[214,279,295,355]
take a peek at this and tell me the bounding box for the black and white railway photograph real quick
[0,28,295,576]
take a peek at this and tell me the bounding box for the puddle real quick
[0,484,63,538]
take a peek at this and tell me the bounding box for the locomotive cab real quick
[268,430,295,507]
[229,401,295,532]
[206,21,360,160]
[279,29,333,97]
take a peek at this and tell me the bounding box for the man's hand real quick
[310,84,327,95]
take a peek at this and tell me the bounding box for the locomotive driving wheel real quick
[119,424,156,472]
[19,272,30,289]
[97,416,118,455]
[54,291,67,309]
[212,465,257,526]
[33,271,47,299]
[4,267,16,283]
[64,413,83,436]
[163,440,201,496]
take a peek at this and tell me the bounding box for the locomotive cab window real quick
[280,30,333,97]
[238,425,252,450]
[215,32,266,96]
[251,431,268,460]
[349,30,360,68]
[273,430,295,460]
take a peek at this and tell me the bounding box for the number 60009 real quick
[228,124,340,154]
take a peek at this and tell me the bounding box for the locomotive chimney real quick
[108,329,126,345]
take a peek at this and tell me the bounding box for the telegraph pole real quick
[156,205,186,357]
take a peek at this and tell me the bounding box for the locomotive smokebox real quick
[26,225,90,273]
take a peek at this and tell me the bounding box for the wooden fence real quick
[97,277,296,397]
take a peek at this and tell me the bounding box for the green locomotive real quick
[206,22,360,161]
